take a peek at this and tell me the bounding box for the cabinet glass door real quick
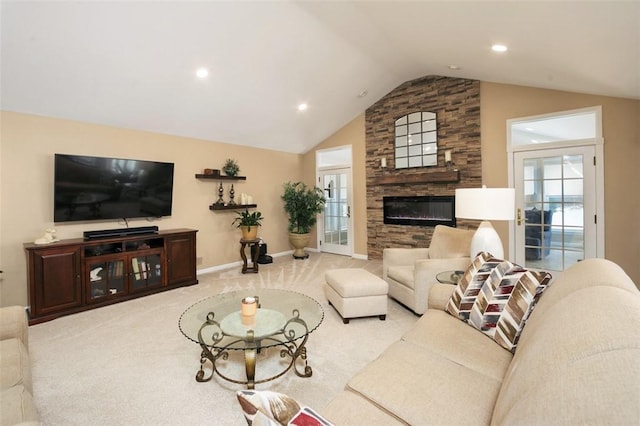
[130,253,163,291]
[88,259,125,301]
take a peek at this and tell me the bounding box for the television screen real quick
[54,154,174,223]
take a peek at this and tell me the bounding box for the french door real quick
[513,146,597,271]
[318,168,352,256]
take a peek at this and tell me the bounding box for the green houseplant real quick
[281,181,326,258]
[222,158,240,177]
[232,209,263,240]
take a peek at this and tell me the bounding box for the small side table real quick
[436,270,464,285]
[240,238,260,274]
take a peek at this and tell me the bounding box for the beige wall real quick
[301,114,368,257]
[0,111,302,306]
[481,82,639,284]
[2,82,638,307]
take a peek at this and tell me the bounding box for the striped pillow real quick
[445,252,508,321]
[468,262,552,352]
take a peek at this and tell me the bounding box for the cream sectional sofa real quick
[0,306,40,426]
[322,258,640,424]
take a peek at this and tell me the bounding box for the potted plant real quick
[232,209,263,240]
[222,158,240,177]
[281,181,326,259]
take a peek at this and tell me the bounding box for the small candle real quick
[444,150,452,163]
[241,314,255,327]
[241,296,257,316]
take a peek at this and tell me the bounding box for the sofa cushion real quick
[323,390,406,425]
[445,252,507,321]
[236,390,333,426]
[0,385,39,425]
[344,339,503,425]
[0,338,33,392]
[428,224,475,259]
[402,310,513,381]
[467,262,552,353]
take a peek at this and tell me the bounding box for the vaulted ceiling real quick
[2,1,638,154]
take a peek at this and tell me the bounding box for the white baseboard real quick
[195,249,369,276]
[196,250,294,275]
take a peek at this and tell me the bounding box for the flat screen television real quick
[54,154,174,223]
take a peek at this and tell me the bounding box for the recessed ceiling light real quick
[297,103,308,111]
[491,44,508,53]
[196,67,209,79]
[357,90,368,98]
[447,65,461,70]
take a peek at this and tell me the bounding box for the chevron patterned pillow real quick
[237,390,334,426]
[445,252,508,321]
[467,262,552,353]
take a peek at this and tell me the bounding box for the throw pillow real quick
[467,262,552,353]
[445,252,509,321]
[236,390,334,426]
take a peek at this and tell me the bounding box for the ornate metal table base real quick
[195,309,312,389]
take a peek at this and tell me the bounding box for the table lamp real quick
[455,186,515,259]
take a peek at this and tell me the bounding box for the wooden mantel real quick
[374,169,460,185]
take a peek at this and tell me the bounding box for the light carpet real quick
[29,252,419,425]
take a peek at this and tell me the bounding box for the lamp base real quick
[470,221,504,259]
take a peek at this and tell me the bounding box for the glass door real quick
[86,258,125,302]
[129,252,163,291]
[319,169,352,256]
[513,146,597,270]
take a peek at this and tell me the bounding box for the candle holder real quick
[241,296,258,326]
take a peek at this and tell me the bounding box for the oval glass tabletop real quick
[179,289,324,351]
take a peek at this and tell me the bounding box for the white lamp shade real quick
[455,187,515,221]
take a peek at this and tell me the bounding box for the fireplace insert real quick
[383,196,456,227]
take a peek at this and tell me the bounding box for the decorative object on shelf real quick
[281,181,326,259]
[203,168,220,176]
[240,193,254,205]
[223,158,240,177]
[228,184,236,206]
[34,228,59,245]
[455,185,515,259]
[215,182,225,205]
[232,209,264,240]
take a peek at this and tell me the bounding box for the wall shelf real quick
[209,204,257,211]
[375,169,460,185]
[195,174,246,181]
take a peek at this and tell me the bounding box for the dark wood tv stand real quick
[24,228,198,325]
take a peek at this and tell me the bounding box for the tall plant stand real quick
[240,238,260,273]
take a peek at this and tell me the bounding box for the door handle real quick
[347,206,351,218]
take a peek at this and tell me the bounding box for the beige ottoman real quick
[324,268,388,324]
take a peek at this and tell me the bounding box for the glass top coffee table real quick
[436,270,465,285]
[179,289,324,389]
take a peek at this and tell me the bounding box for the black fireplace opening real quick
[383,196,456,227]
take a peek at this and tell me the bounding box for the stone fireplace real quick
[366,75,482,258]
[383,196,455,227]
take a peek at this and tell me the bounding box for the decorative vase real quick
[241,226,258,240]
[288,233,310,259]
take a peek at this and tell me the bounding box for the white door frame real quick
[316,146,353,257]
[506,106,605,262]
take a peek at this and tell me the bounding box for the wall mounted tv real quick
[54,154,174,223]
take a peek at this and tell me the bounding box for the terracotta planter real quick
[288,232,310,259]
[241,226,258,240]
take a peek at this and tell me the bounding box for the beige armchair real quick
[383,225,475,315]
